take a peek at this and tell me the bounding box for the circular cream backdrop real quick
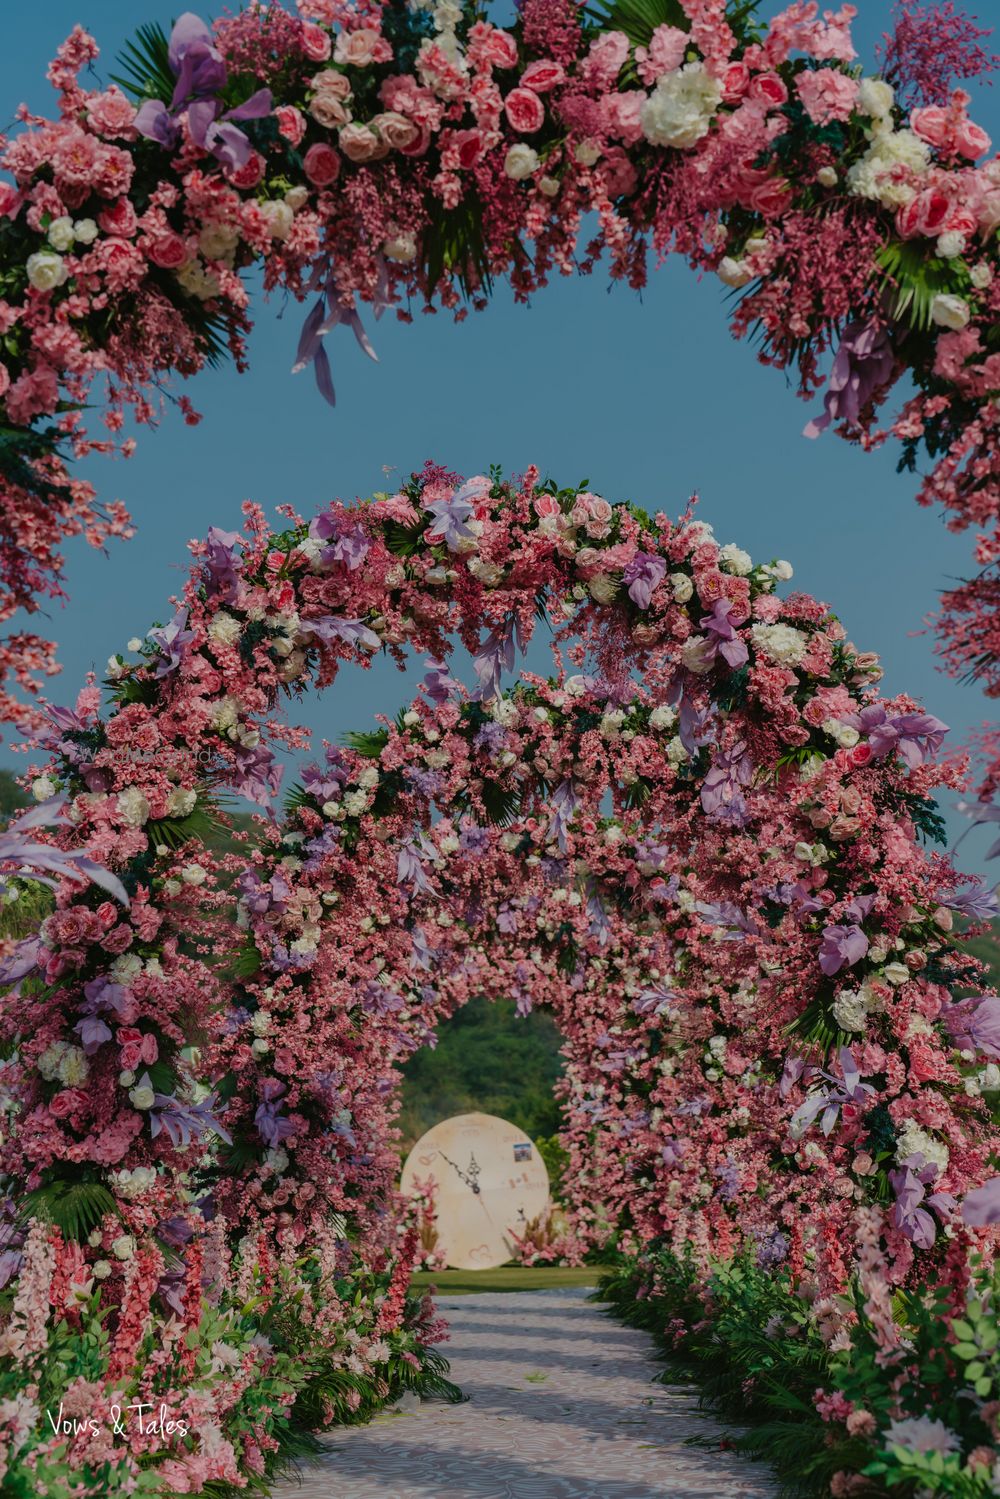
[400,1112,550,1270]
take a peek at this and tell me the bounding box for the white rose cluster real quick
[750,622,809,666]
[894,1120,949,1175]
[641,63,722,150]
[847,128,930,208]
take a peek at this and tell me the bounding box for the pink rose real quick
[334,26,382,67]
[227,152,265,189]
[398,123,431,157]
[372,111,420,152]
[910,105,949,150]
[98,196,137,237]
[849,743,873,767]
[504,86,545,134]
[896,186,953,239]
[720,59,750,102]
[749,72,788,109]
[49,1089,89,1120]
[301,21,332,61]
[521,59,565,94]
[0,182,19,218]
[534,493,561,517]
[309,93,351,129]
[276,106,307,146]
[338,123,386,162]
[311,68,352,101]
[748,176,790,216]
[146,232,188,270]
[954,118,991,161]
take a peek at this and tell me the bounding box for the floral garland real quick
[3,460,1000,1491]
[0,1,998,782]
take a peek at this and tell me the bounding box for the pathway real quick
[279,1285,778,1498]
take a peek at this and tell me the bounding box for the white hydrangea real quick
[895,1120,949,1174]
[640,62,722,150]
[649,704,677,731]
[847,129,930,208]
[750,622,809,666]
[110,1166,157,1200]
[207,612,242,646]
[666,736,688,765]
[832,987,870,1032]
[116,787,151,827]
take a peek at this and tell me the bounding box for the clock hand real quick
[435,1149,481,1193]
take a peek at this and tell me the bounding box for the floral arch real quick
[2,460,1000,1491]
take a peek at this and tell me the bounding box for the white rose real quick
[640,63,722,150]
[815,165,838,188]
[769,559,794,581]
[573,139,601,166]
[588,573,618,604]
[883,961,911,986]
[251,1037,270,1056]
[538,175,560,197]
[31,775,56,802]
[719,543,752,576]
[681,636,714,673]
[111,1234,136,1261]
[26,250,69,290]
[284,186,309,211]
[930,293,971,330]
[936,231,966,260]
[129,1082,155,1110]
[73,218,98,244]
[857,77,894,119]
[670,572,693,602]
[180,863,206,885]
[259,200,294,240]
[93,1260,112,1280]
[717,256,752,288]
[384,232,417,263]
[970,262,993,290]
[504,143,540,180]
[47,216,75,252]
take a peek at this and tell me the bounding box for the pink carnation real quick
[796,69,859,125]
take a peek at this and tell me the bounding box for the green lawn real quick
[411,1265,601,1295]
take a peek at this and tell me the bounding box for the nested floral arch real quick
[5,460,1000,1494]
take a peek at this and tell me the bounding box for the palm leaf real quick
[20,1180,121,1241]
[584,0,689,47]
[342,727,390,759]
[110,22,174,105]
[878,241,970,333]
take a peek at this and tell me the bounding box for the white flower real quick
[770,559,794,581]
[251,1009,272,1037]
[58,1045,88,1085]
[603,824,624,845]
[73,218,98,245]
[573,139,601,166]
[251,1037,270,1056]
[641,62,722,150]
[883,1416,959,1456]
[93,1260,112,1280]
[111,1234,136,1261]
[259,199,294,240]
[857,77,894,119]
[538,175,560,197]
[670,572,693,602]
[588,573,618,604]
[266,1147,289,1173]
[719,544,752,576]
[343,790,368,817]
[750,622,808,666]
[822,717,860,749]
[199,222,239,260]
[384,232,417,263]
[129,1081,155,1110]
[681,636,714,674]
[175,259,220,301]
[284,185,309,211]
[666,736,688,765]
[600,710,626,739]
[167,787,197,817]
[650,705,677,731]
[930,293,970,330]
[110,1166,157,1200]
[970,261,993,290]
[936,230,966,260]
[832,987,870,1032]
[847,129,929,208]
[717,256,752,288]
[31,775,56,802]
[211,696,240,732]
[883,960,910,986]
[208,611,242,646]
[504,143,540,180]
[47,216,75,252]
[894,1120,948,1174]
[358,766,380,789]
[26,250,69,291]
[180,863,206,886]
[815,165,838,188]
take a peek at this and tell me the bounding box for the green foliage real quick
[21,1179,121,1242]
[0,769,29,818]
[111,22,174,104]
[421,192,493,300]
[584,0,689,48]
[398,995,564,1151]
[878,241,971,333]
[343,726,390,759]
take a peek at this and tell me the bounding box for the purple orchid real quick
[963,1177,1000,1226]
[778,1052,807,1100]
[587,890,611,946]
[472,621,516,703]
[955,798,1000,861]
[944,995,1000,1058]
[146,1079,232,1148]
[701,740,753,826]
[942,876,999,921]
[548,779,577,853]
[308,511,370,572]
[789,1047,875,1138]
[0,798,129,909]
[842,703,949,769]
[818,922,869,976]
[203,526,243,601]
[73,1014,113,1055]
[804,319,897,438]
[301,746,350,804]
[135,13,272,170]
[291,254,381,408]
[633,985,679,1018]
[889,1156,956,1248]
[148,607,195,679]
[699,599,749,670]
[424,476,490,552]
[397,831,437,895]
[255,1078,294,1148]
[230,741,283,806]
[693,899,759,940]
[623,551,666,610]
[301,614,380,654]
[422,658,462,705]
[409,926,433,970]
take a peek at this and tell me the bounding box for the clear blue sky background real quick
[2,1,998,875]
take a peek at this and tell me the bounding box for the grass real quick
[411,1265,600,1295]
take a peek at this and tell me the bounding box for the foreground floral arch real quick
[3,461,1000,1492]
[1,0,999,802]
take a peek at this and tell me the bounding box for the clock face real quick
[400,1112,550,1270]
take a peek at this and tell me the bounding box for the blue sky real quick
[2,1,998,875]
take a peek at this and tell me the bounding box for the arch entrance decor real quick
[0,0,998,791]
[2,461,1000,1492]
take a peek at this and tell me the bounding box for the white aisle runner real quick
[276,1285,778,1499]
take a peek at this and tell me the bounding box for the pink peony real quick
[796,69,859,126]
[86,89,137,138]
[521,58,565,94]
[504,87,545,134]
[749,72,789,109]
[146,232,188,270]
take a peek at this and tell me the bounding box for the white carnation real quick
[167,787,197,817]
[207,612,242,646]
[116,787,150,827]
[719,543,752,576]
[259,199,294,240]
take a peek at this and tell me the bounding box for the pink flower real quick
[504,87,545,134]
[102,923,134,955]
[6,363,59,424]
[372,111,420,152]
[98,196,137,237]
[796,70,859,126]
[86,89,137,138]
[276,106,307,146]
[720,59,751,102]
[896,187,954,239]
[749,72,789,109]
[0,363,9,398]
[227,152,265,190]
[954,117,991,160]
[467,23,518,71]
[146,232,188,270]
[338,123,385,163]
[635,25,687,86]
[301,22,332,62]
[0,181,19,217]
[334,27,384,68]
[521,59,565,94]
